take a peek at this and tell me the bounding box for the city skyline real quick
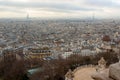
[0,0,120,19]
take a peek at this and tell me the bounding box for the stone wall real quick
[92,62,120,80]
[109,63,120,80]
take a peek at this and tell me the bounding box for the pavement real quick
[73,67,96,80]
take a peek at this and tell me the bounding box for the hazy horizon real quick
[0,0,120,19]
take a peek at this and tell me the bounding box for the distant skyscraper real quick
[27,13,29,20]
[92,12,95,21]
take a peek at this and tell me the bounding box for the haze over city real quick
[0,0,120,18]
[1,0,120,80]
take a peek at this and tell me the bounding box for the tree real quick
[29,52,118,80]
[0,50,29,80]
[102,35,111,42]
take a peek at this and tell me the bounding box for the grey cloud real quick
[85,0,120,8]
[0,7,24,13]
[37,7,102,14]
[0,1,101,12]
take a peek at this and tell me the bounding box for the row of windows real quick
[31,50,51,53]
[29,54,51,58]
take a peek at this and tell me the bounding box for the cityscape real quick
[0,0,120,80]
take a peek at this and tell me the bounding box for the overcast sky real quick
[0,0,120,18]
